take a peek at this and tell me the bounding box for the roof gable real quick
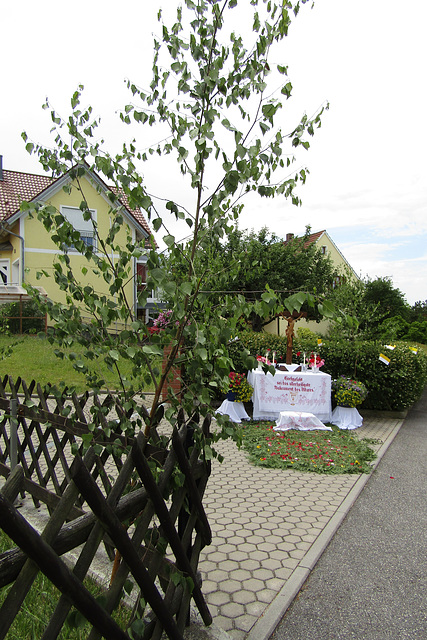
[0,170,52,221]
[0,165,153,240]
[284,229,358,278]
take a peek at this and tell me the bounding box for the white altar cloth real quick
[247,369,332,422]
[275,411,332,431]
[216,400,250,423]
[331,406,363,430]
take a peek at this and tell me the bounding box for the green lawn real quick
[0,334,156,393]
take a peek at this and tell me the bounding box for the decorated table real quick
[247,368,332,423]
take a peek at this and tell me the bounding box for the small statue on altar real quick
[280,310,307,364]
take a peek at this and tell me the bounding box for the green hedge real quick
[0,300,45,334]
[318,340,427,411]
[228,331,427,411]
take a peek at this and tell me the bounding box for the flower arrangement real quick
[332,376,368,408]
[309,353,325,369]
[148,310,181,335]
[256,355,272,366]
[227,372,254,403]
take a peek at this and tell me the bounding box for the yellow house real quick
[264,229,359,337]
[0,157,158,324]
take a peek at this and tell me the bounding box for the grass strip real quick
[0,334,157,393]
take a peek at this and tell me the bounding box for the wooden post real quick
[161,343,182,402]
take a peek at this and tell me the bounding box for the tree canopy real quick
[166,225,339,330]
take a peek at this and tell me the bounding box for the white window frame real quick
[60,206,97,251]
[11,259,20,285]
[0,260,9,284]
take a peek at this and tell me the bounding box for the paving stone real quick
[257,535,283,548]
[245,600,268,617]
[256,587,278,603]
[207,591,230,606]
[289,548,309,559]
[276,540,297,552]
[240,558,262,571]
[243,577,266,593]
[231,516,251,525]
[221,601,246,618]
[202,579,219,594]
[207,551,228,563]
[226,550,248,562]
[229,568,252,581]
[216,543,238,554]
[261,557,283,571]
[234,613,258,632]
[232,590,257,605]
[219,579,242,594]
[249,549,269,561]
[236,542,257,553]
[274,566,293,580]
[214,615,234,632]
[252,567,275,581]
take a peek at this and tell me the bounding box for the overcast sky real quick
[2,0,426,304]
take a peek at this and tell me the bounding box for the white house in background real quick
[264,229,359,337]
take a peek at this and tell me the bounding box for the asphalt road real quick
[269,389,427,640]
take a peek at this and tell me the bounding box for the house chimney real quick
[285,233,294,243]
[0,156,3,181]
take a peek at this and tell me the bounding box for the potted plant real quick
[332,376,368,408]
[226,372,254,403]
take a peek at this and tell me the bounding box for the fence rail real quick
[0,376,212,639]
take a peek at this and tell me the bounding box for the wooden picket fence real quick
[0,376,212,639]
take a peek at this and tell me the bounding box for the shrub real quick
[228,331,427,411]
[294,327,320,354]
[0,300,45,334]
[319,339,427,411]
[228,330,288,372]
[402,321,427,344]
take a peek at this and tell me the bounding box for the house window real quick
[60,206,96,250]
[333,275,345,288]
[136,263,147,292]
[320,245,327,255]
[0,260,9,284]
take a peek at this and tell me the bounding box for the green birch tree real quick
[22,0,329,440]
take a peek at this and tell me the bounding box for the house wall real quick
[263,232,357,339]
[22,175,139,317]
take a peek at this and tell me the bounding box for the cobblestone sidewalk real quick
[199,415,402,640]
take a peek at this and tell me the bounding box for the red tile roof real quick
[0,167,153,241]
[284,230,326,248]
[0,170,52,221]
[302,229,326,249]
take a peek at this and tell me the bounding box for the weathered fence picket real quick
[0,376,212,639]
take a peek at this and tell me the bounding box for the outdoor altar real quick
[247,368,332,423]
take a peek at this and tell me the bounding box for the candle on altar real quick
[273,351,276,364]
